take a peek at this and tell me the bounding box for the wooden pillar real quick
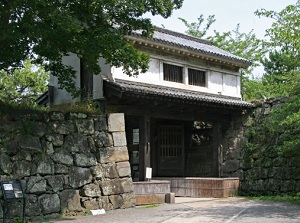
[139,115,151,181]
[213,122,222,177]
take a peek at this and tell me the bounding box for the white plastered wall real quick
[50,54,112,105]
[51,53,242,104]
[49,53,81,105]
[112,56,242,98]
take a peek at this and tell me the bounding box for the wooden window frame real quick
[163,63,184,83]
[188,68,206,87]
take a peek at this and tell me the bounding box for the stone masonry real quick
[0,111,135,221]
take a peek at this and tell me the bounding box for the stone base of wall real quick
[133,180,171,205]
[155,177,240,198]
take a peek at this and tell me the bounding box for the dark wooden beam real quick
[213,122,222,177]
[139,115,151,181]
[106,104,236,124]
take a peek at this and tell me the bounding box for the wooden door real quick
[158,125,184,176]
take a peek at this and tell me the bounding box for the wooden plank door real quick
[158,125,184,176]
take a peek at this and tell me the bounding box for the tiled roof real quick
[130,27,251,67]
[105,79,253,109]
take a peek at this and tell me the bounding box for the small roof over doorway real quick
[104,79,253,111]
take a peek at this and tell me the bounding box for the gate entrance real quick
[158,125,184,176]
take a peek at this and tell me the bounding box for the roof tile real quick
[105,79,253,108]
[131,27,250,66]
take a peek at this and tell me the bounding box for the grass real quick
[246,194,300,205]
[49,99,103,114]
[141,204,160,208]
[0,99,104,118]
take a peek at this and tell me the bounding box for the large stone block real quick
[116,162,131,177]
[100,179,123,195]
[64,134,89,153]
[94,116,108,131]
[99,196,113,211]
[41,140,54,155]
[91,163,122,179]
[36,158,55,175]
[45,134,64,147]
[74,153,97,167]
[121,178,134,193]
[60,189,82,212]
[18,136,42,152]
[0,152,13,174]
[50,121,75,135]
[87,136,97,152]
[25,194,42,217]
[39,193,61,215]
[6,140,20,155]
[108,113,125,132]
[69,112,88,119]
[112,132,127,147]
[27,176,47,194]
[69,167,93,188]
[49,112,65,121]
[81,198,100,210]
[121,193,136,208]
[11,150,32,162]
[98,147,129,164]
[81,184,101,197]
[13,160,33,178]
[51,149,73,166]
[90,164,105,179]
[109,195,123,209]
[45,175,64,192]
[94,132,113,147]
[222,160,240,173]
[55,164,69,174]
[102,163,119,179]
[76,119,95,135]
[30,122,48,137]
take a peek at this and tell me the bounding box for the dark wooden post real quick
[139,115,151,181]
[80,58,93,99]
[213,122,222,177]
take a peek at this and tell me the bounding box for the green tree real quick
[255,1,300,95]
[248,1,300,159]
[180,15,266,100]
[0,0,183,96]
[261,48,297,80]
[0,60,48,104]
[209,25,265,73]
[178,14,216,38]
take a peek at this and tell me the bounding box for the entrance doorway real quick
[158,125,185,176]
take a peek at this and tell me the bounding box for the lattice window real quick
[160,125,183,157]
[188,68,206,86]
[163,63,183,83]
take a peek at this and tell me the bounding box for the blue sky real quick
[148,0,296,39]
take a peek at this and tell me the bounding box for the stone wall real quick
[220,114,250,178]
[0,111,135,221]
[239,98,300,195]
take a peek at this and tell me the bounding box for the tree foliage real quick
[178,14,216,38]
[179,15,267,100]
[255,1,300,97]
[209,25,266,73]
[248,1,300,158]
[0,60,48,104]
[0,0,183,96]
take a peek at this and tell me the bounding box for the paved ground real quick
[51,197,300,223]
